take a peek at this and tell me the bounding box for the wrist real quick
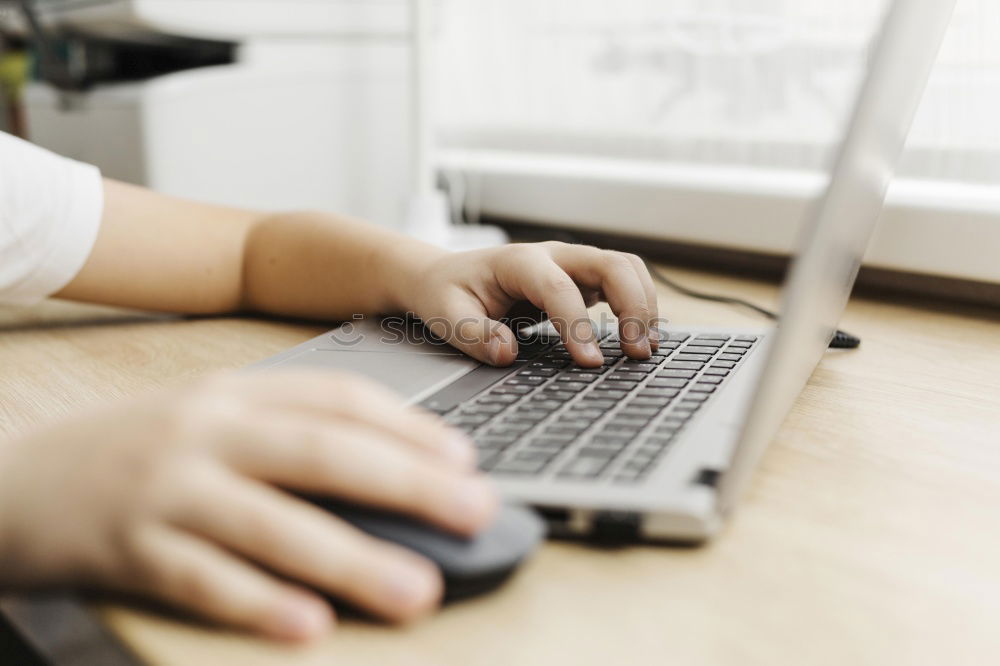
[374,235,449,314]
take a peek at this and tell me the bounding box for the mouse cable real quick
[640,258,861,350]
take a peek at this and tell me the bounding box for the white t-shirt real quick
[0,132,103,304]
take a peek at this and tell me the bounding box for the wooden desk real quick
[2,267,999,666]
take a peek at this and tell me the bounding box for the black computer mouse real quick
[307,498,546,601]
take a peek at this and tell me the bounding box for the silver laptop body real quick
[255,0,955,543]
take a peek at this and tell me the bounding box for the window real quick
[433,0,1000,283]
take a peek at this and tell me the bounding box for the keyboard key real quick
[448,414,491,427]
[565,408,605,421]
[531,359,568,369]
[524,435,574,448]
[697,375,724,385]
[600,423,643,435]
[556,415,599,429]
[678,396,706,407]
[607,372,646,382]
[578,398,617,409]
[722,347,747,356]
[544,425,588,435]
[475,437,517,450]
[602,348,625,357]
[712,361,737,369]
[735,335,758,342]
[558,382,590,393]
[728,341,753,349]
[539,390,576,402]
[718,353,743,362]
[482,422,534,435]
[478,452,502,471]
[648,378,688,389]
[524,399,564,410]
[491,384,534,396]
[658,369,697,379]
[558,457,611,478]
[666,332,690,342]
[634,445,663,459]
[519,367,558,377]
[462,403,506,415]
[596,381,640,391]
[577,445,623,458]
[665,361,704,370]
[688,339,725,348]
[585,439,629,453]
[619,406,659,418]
[558,373,600,383]
[629,396,673,407]
[620,362,659,373]
[608,415,650,427]
[674,353,713,362]
[477,393,521,405]
[492,458,549,475]
[622,460,649,473]
[638,388,680,398]
[589,389,627,400]
[684,346,722,355]
[505,413,548,424]
[511,450,557,463]
[569,365,610,375]
[689,383,717,393]
[695,334,730,341]
[592,434,632,446]
[505,376,546,386]
[703,368,729,376]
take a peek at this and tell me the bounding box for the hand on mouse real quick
[386,241,661,368]
[0,370,495,642]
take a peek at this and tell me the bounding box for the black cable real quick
[536,229,860,350]
[641,258,861,350]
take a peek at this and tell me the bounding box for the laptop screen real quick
[718,0,957,513]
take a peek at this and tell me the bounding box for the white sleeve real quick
[0,132,104,304]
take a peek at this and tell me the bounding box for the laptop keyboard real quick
[438,332,758,484]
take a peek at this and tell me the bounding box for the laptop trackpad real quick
[271,349,477,401]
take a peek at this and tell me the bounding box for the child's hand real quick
[0,371,494,642]
[393,242,661,367]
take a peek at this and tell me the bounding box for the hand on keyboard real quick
[393,241,661,367]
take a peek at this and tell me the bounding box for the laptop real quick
[254,0,955,543]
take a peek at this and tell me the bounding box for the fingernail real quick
[385,560,439,610]
[453,478,498,529]
[274,596,332,640]
[443,431,477,469]
[586,344,604,365]
[648,327,661,349]
[486,337,502,365]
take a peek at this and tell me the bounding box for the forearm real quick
[58,179,257,313]
[242,211,447,320]
[58,179,446,320]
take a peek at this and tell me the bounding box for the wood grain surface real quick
[2,267,998,666]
